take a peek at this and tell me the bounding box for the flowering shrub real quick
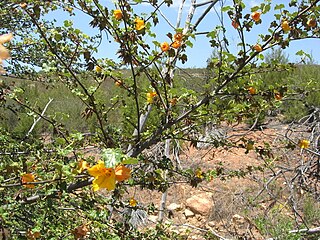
[0,0,319,239]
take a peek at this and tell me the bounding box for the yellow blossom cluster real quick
[160,32,183,52]
[112,9,145,31]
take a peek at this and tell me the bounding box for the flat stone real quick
[184,208,195,217]
[186,193,213,216]
[148,215,158,223]
[167,203,182,211]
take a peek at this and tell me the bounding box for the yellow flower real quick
[160,42,170,52]
[147,91,157,104]
[77,160,90,173]
[95,65,102,73]
[307,19,317,28]
[115,165,131,182]
[251,11,261,22]
[20,2,27,8]
[135,17,145,31]
[21,173,36,189]
[248,87,256,94]
[0,33,13,62]
[129,198,138,207]
[253,44,262,52]
[281,21,291,32]
[195,169,203,179]
[299,139,310,149]
[88,161,116,191]
[113,9,123,20]
[115,80,123,86]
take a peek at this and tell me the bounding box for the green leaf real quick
[63,20,73,27]
[295,50,305,56]
[221,6,232,12]
[263,4,271,14]
[251,6,259,12]
[55,137,66,146]
[122,157,138,165]
[274,4,285,10]
[101,148,124,168]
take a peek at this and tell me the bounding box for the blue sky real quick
[49,0,320,67]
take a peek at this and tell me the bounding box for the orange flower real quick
[171,40,181,49]
[147,91,157,104]
[20,2,27,8]
[170,98,178,106]
[174,32,183,42]
[274,92,282,100]
[281,21,291,32]
[26,230,41,240]
[115,80,123,86]
[21,173,36,189]
[248,87,256,94]
[253,44,262,52]
[232,20,239,29]
[307,19,317,28]
[129,197,138,207]
[135,17,145,31]
[160,42,170,52]
[113,9,123,20]
[299,139,310,149]
[251,11,261,22]
[72,224,89,239]
[115,165,131,182]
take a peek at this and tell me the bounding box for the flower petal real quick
[0,45,10,60]
[92,169,116,191]
[115,165,131,182]
[88,160,106,177]
[0,33,13,44]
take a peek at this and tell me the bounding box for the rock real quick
[148,215,158,223]
[167,203,182,211]
[184,208,195,217]
[207,221,215,227]
[186,193,213,216]
[232,214,246,225]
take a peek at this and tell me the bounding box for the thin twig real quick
[26,98,53,137]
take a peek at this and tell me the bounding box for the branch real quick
[193,0,219,30]
[289,227,320,235]
[176,0,186,28]
[26,98,53,137]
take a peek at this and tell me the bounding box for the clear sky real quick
[49,0,320,68]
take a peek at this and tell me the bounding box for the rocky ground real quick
[127,122,294,239]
